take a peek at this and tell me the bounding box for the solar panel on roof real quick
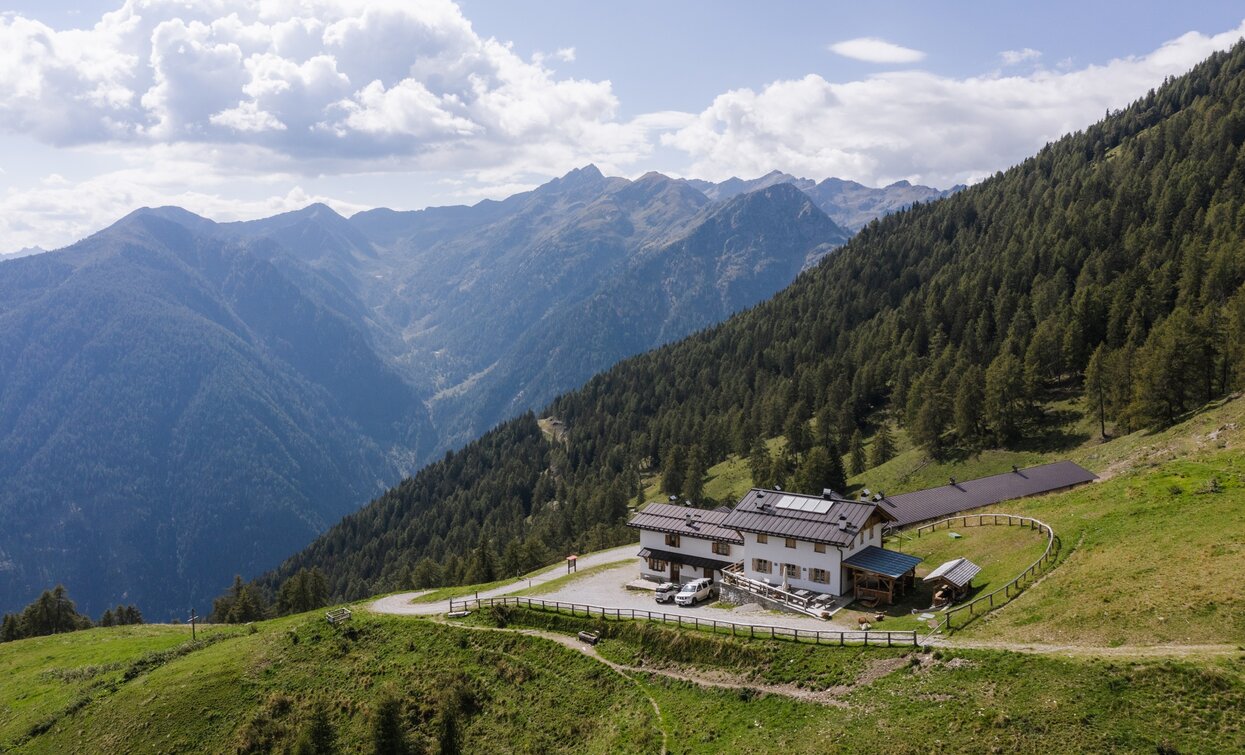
[774,495,831,514]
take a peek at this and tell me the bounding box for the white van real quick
[674,577,715,606]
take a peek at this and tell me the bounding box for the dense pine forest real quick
[261,41,1245,606]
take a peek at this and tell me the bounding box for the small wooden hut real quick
[923,557,981,605]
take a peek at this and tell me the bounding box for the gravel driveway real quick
[373,546,852,634]
[369,544,640,616]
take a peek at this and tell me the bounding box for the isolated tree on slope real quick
[848,429,866,476]
[869,423,895,468]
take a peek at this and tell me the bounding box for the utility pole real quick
[188,608,197,641]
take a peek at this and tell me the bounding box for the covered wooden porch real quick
[842,546,921,607]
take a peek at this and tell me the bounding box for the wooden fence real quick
[909,514,1058,638]
[449,595,919,647]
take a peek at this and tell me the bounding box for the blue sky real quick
[1,1,1243,252]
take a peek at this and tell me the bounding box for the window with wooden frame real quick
[810,568,829,584]
[712,542,731,556]
[665,533,680,548]
[756,533,768,544]
[814,542,826,553]
[752,558,771,574]
[784,537,796,549]
[647,558,668,572]
[784,563,799,578]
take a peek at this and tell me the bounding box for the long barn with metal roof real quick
[876,461,1097,527]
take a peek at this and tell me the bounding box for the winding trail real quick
[370,544,639,616]
[372,545,1239,662]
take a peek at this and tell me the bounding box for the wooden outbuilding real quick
[841,546,921,607]
[923,557,982,605]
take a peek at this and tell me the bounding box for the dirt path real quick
[438,618,910,708]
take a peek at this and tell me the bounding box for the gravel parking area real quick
[531,556,843,633]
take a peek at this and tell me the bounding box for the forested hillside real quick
[0,213,434,618]
[265,41,1245,601]
[0,169,851,617]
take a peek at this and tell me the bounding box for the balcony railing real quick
[719,561,832,618]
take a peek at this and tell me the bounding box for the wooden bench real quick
[577,630,600,645]
[325,607,352,626]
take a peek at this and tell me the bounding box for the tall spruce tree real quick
[848,430,867,476]
[869,423,895,468]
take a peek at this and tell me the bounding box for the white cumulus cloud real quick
[668,21,1245,188]
[1000,48,1042,65]
[829,37,925,64]
[0,0,652,176]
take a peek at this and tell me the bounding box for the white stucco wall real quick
[740,531,847,594]
[636,529,740,582]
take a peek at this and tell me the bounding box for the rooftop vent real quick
[822,488,836,500]
[860,488,872,498]
[668,494,679,502]
[872,493,883,502]
[774,485,782,492]
[756,491,766,499]
[1012,465,1020,473]
[949,477,957,486]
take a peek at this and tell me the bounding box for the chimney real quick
[822,488,836,500]
[756,490,766,499]
[838,520,848,531]
[1012,465,1020,474]
[774,485,782,492]
[949,477,956,487]
[669,494,679,502]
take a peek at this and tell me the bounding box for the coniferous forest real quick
[260,42,1245,607]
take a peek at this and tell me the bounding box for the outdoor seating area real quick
[719,563,842,618]
[842,546,921,607]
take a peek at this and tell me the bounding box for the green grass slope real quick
[673,394,1245,646]
[7,605,1244,754]
[1,613,659,754]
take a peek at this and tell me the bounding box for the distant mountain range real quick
[0,167,951,616]
[688,170,961,230]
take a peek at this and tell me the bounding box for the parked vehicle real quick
[674,578,715,606]
[654,582,680,603]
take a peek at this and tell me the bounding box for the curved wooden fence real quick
[908,514,1058,637]
[449,595,919,647]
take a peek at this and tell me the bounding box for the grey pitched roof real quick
[627,502,744,544]
[719,489,893,547]
[637,547,734,573]
[879,461,1097,527]
[924,557,981,587]
[842,546,922,578]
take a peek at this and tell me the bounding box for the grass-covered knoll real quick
[962,446,1245,645]
[828,522,1050,632]
[0,624,216,749]
[471,604,1245,753]
[6,604,1245,754]
[1,612,659,754]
